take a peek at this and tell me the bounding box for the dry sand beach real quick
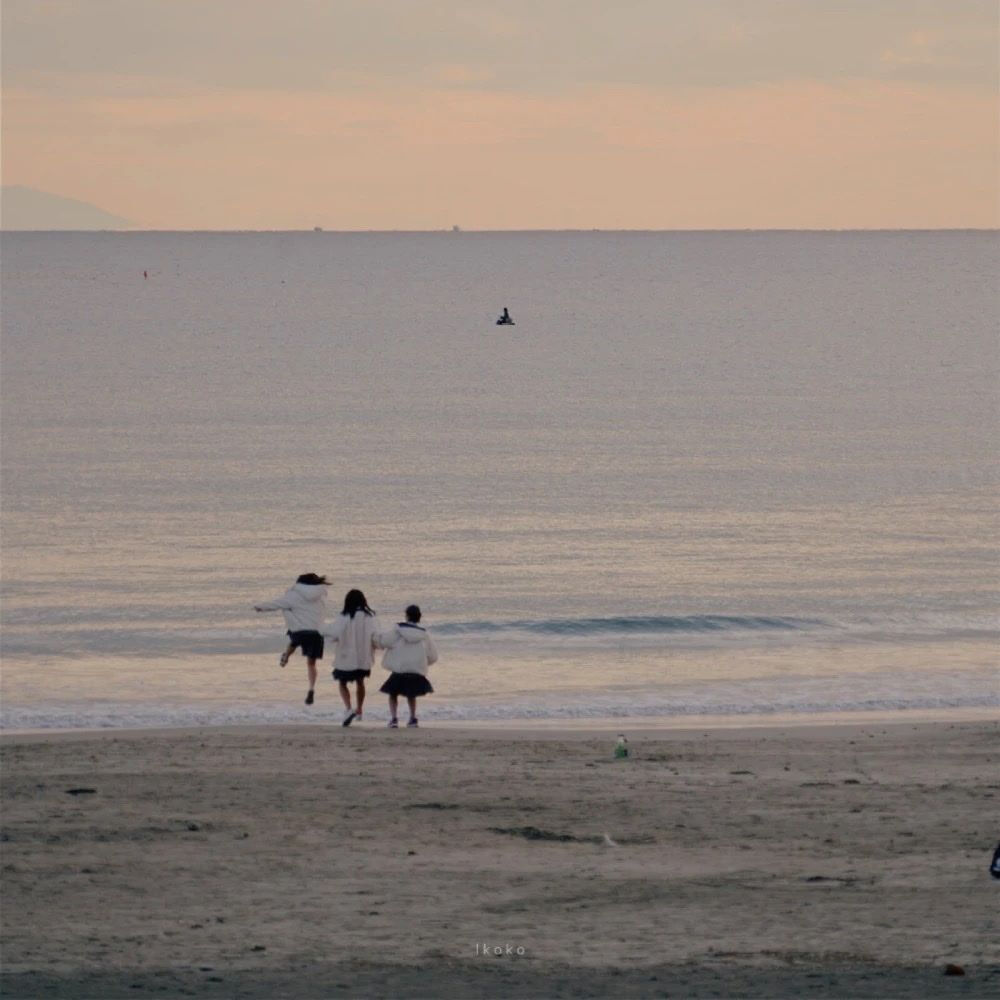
[1,719,998,999]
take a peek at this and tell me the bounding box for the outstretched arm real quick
[254,598,291,613]
[321,617,346,642]
[376,628,398,650]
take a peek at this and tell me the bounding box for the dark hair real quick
[405,604,421,623]
[342,589,374,618]
[296,573,329,586]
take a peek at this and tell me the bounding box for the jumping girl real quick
[254,573,329,705]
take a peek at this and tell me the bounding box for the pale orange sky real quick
[2,0,998,229]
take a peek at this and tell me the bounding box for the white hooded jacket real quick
[379,623,439,677]
[255,583,328,632]
[323,612,380,672]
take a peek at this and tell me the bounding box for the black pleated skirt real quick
[379,673,433,697]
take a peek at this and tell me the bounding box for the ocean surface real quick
[1,230,997,731]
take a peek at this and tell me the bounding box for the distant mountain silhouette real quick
[1,186,131,230]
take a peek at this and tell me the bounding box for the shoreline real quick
[2,704,996,742]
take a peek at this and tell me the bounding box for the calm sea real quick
[2,231,997,730]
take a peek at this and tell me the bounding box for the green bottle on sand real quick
[615,734,629,759]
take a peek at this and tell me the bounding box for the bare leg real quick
[338,681,352,711]
[279,643,294,667]
[406,696,417,721]
[356,679,366,715]
[388,694,398,720]
[303,658,318,705]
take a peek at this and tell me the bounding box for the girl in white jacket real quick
[323,589,380,727]
[378,605,439,728]
[254,573,329,705]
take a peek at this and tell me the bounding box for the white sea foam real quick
[4,667,996,733]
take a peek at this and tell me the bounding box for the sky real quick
[2,0,998,230]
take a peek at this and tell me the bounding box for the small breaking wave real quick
[0,614,826,659]
[435,614,823,637]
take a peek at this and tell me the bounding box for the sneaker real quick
[388,718,398,729]
[407,718,419,728]
[305,690,314,706]
[355,711,363,722]
[342,710,357,727]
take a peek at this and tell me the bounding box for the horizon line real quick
[3,226,998,235]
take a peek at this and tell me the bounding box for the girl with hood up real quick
[254,573,329,705]
[323,589,380,727]
[378,605,438,728]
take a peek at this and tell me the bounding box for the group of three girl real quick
[254,574,439,728]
